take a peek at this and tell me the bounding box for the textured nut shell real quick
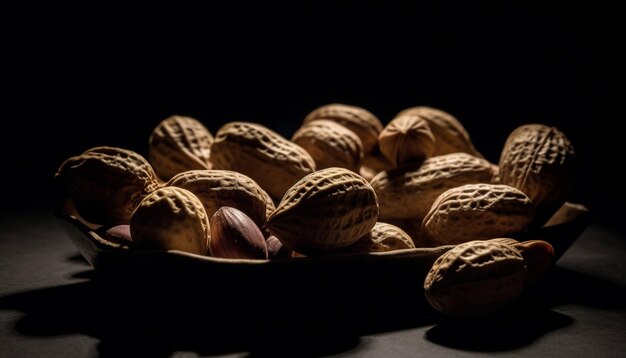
[130,187,209,255]
[209,207,268,260]
[267,167,379,255]
[56,146,160,225]
[422,184,535,246]
[292,119,363,172]
[378,115,435,167]
[210,122,316,199]
[424,240,525,316]
[167,170,274,227]
[149,115,213,180]
[397,106,481,157]
[371,153,494,220]
[379,218,422,246]
[304,103,383,153]
[499,124,576,225]
[494,239,554,287]
[343,222,415,254]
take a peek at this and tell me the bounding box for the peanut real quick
[341,222,415,254]
[292,119,363,172]
[149,115,213,181]
[378,114,435,167]
[209,206,268,260]
[499,124,576,225]
[130,187,210,255]
[304,103,383,154]
[56,146,160,225]
[397,106,482,157]
[371,153,493,220]
[421,183,535,246]
[210,122,316,200]
[267,167,379,255]
[167,169,274,228]
[424,240,525,317]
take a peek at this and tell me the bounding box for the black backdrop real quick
[5,2,621,225]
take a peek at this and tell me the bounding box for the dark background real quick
[5,2,622,226]
[2,4,625,357]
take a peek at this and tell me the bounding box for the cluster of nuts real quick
[56,104,576,317]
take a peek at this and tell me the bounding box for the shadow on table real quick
[2,260,624,356]
[425,265,626,351]
[425,307,572,351]
[0,264,435,357]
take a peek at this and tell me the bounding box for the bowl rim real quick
[57,200,589,268]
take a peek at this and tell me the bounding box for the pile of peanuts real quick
[57,104,576,316]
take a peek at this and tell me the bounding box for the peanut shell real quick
[492,238,554,287]
[167,170,274,227]
[56,146,160,225]
[149,115,213,181]
[424,240,525,317]
[378,114,435,167]
[267,167,379,255]
[397,106,481,157]
[292,119,363,172]
[304,103,383,154]
[130,187,209,255]
[421,184,535,246]
[342,222,415,254]
[210,122,316,200]
[499,124,576,225]
[371,153,494,220]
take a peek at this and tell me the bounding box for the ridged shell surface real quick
[422,184,534,246]
[149,115,213,180]
[210,122,316,199]
[372,153,493,220]
[57,146,160,225]
[267,167,379,254]
[304,103,383,153]
[167,169,275,227]
[499,124,576,224]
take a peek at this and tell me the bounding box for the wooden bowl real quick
[56,201,589,326]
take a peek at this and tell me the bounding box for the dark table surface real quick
[1,204,625,357]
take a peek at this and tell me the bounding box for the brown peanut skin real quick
[266,235,292,259]
[210,122,316,200]
[210,207,268,260]
[56,146,160,226]
[424,240,525,317]
[499,124,576,226]
[103,225,133,246]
